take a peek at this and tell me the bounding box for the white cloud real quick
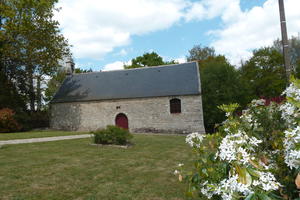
[102,61,125,71]
[102,60,132,71]
[56,0,188,60]
[56,0,300,66]
[175,57,186,64]
[208,0,300,65]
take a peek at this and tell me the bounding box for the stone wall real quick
[50,95,205,134]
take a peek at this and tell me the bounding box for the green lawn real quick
[0,130,90,141]
[0,133,194,200]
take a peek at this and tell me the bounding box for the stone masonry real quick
[50,95,205,134]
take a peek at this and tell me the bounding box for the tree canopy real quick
[124,52,177,69]
[239,47,286,98]
[0,0,70,111]
[186,45,216,62]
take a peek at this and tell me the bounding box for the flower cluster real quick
[252,172,281,191]
[177,78,300,200]
[185,132,205,148]
[240,110,260,129]
[280,102,297,126]
[217,130,261,165]
[282,82,300,101]
[280,81,300,169]
[283,127,300,169]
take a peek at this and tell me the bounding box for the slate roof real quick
[51,62,201,103]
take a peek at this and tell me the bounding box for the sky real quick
[54,0,300,71]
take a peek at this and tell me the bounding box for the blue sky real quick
[55,0,300,71]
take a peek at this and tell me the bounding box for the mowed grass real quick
[0,130,90,141]
[0,134,194,200]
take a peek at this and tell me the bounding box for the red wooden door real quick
[115,113,128,129]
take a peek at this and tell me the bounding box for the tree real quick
[186,45,250,132]
[200,57,250,132]
[74,68,93,73]
[0,70,26,111]
[239,47,286,98]
[124,52,177,69]
[1,0,70,111]
[186,45,216,62]
[273,36,300,71]
[44,68,93,103]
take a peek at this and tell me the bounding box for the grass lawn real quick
[0,130,90,141]
[0,133,195,200]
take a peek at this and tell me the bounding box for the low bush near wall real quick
[0,108,22,133]
[92,125,133,145]
[175,77,300,200]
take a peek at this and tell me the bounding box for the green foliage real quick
[0,108,22,133]
[177,96,300,199]
[92,125,133,145]
[124,52,177,69]
[0,71,26,111]
[200,57,251,132]
[186,45,216,62]
[239,47,287,98]
[183,133,227,199]
[0,0,70,111]
[44,71,67,102]
[74,68,93,73]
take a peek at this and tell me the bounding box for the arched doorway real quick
[115,113,128,129]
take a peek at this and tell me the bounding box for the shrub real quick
[14,111,49,131]
[175,77,300,200]
[92,125,133,145]
[0,108,22,133]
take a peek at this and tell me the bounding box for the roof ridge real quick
[72,61,197,76]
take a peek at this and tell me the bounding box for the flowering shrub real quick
[0,108,21,133]
[175,78,300,200]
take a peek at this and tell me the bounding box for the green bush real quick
[92,125,133,145]
[175,77,300,200]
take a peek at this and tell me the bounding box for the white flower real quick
[178,163,184,167]
[282,83,300,100]
[215,175,252,200]
[283,126,300,169]
[173,170,179,175]
[249,137,262,146]
[185,132,205,148]
[217,131,259,165]
[252,172,280,191]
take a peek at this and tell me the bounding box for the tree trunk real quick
[36,75,42,111]
[27,66,35,111]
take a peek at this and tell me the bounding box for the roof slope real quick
[51,62,201,103]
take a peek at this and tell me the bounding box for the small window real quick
[170,98,181,114]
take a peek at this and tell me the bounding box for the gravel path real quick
[0,134,93,146]
[0,132,185,147]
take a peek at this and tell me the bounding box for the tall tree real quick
[186,45,216,62]
[200,57,249,132]
[187,45,250,132]
[239,47,286,98]
[1,0,70,111]
[124,52,177,69]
